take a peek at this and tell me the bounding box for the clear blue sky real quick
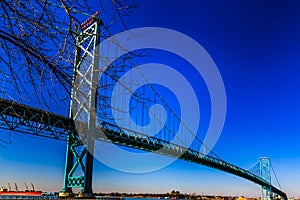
[1,0,300,198]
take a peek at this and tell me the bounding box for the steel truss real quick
[0,98,287,200]
[0,98,71,141]
[60,13,102,198]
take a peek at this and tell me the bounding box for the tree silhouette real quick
[0,0,137,111]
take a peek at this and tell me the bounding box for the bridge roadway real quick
[0,98,287,200]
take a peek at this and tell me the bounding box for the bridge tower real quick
[59,13,102,198]
[260,157,271,200]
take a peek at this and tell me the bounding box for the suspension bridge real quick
[0,14,287,200]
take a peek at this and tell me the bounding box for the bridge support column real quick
[59,134,75,198]
[260,157,271,200]
[59,13,102,198]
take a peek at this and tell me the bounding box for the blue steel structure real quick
[60,13,102,198]
[260,157,272,200]
[0,14,287,200]
[0,98,287,200]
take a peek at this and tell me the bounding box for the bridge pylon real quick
[59,13,102,198]
[260,157,272,200]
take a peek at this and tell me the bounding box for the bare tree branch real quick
[0,0,139,144]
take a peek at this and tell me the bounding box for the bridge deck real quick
[100,122,287,200]
[0,98,287,200]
